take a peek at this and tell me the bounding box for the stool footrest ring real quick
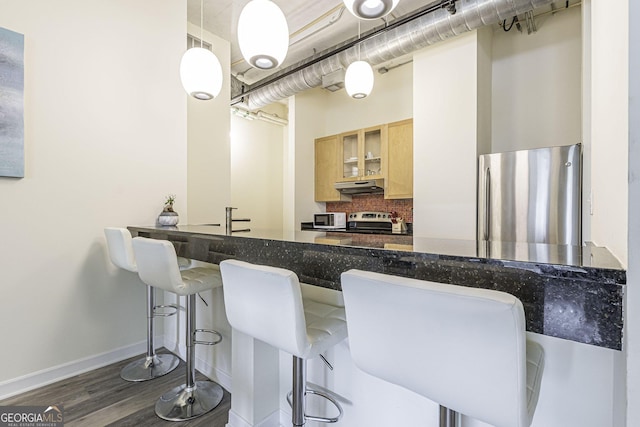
[193,328,223,346]
[153,304,178,318]
[286,387,343,423]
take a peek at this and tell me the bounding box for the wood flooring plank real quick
[106,390,231,427]
[0,349,230,427]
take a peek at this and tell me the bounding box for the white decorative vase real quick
[158,211,179,226]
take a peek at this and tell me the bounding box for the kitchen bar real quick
[129,224,625,350]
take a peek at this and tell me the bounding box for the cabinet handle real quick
[484,168,491,241]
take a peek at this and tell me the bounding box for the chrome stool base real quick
[120,353,180,382]
[288,356,343,426]
[155,380,224,421]
[286,388,343,424]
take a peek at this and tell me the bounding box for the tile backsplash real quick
[326,194,413,223]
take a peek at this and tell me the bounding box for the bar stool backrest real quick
[341,269,531,427]
[220,259,309,358]
[132,237,185,295]
[104,227,137,273]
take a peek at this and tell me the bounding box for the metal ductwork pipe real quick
[235,0,554,110]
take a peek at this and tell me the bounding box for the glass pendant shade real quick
[238,0,289,69]
[343,0,399,20]
[345,60,374,99]
[180,47,223,100]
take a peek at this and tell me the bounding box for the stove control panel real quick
[348,211,392,222]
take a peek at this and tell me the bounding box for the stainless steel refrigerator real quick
[477,144,581,245]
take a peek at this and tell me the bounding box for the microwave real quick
[313,212,346,229]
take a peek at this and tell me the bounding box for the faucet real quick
[225,207,236,233]
[225,207,251,234]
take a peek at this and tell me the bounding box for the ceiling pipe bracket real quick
[443,0,457,15]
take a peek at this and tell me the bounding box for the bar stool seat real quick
[341,269,545,427]
[132,236,224,422]
[220,259,347,427]
[104,227,189,382]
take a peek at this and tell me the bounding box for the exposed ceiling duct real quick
[232,0,554,110]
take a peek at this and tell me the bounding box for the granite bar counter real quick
[128,225,626,350]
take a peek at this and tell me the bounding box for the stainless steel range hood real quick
[334,179,384,194]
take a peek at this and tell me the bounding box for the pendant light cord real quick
[358,20,361,61]
[200,0,204,48]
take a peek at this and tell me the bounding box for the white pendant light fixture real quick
[345,61,374,99]
[343,0,399,20]
[238,0,289,70]
[180,0,223,100]
[345,21,374,99]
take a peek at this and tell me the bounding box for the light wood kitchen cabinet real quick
[339,125,386,181]
[315,135,351,202]
[385,118,413,199]
[314,119,412,202]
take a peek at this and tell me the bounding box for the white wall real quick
[582,1,593,246]
[627,0,639,425]
[283,98,296,231]
[230,104,286,230]
[0,0,187,396]
[587,1,631,423]
[413,30,490,240]
[491,7,582,153]
[187,24,231,226]
[322,62,413,135]
[588,0,629,267]
[289,89,328,227]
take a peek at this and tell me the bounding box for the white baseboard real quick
[226,409,283,427]
[0,340,148,400]
[0,335,231,403]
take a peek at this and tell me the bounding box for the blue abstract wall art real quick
[0,26,24,178]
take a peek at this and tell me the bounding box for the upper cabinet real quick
[339,126,386,181]
[315,135,351,202]
[385,119,413,199]
[314,119,413,202]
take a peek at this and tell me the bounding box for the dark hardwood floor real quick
[0,350,231,426]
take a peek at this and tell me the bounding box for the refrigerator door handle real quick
[484,168,491,241]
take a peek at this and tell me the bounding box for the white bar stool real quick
[104,227,186,382]
[219,259,347,427]
[132,236,224,421]
[341,270,545,427]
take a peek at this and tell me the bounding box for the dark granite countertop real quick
[300,221,413,236]
[129,224,626,350]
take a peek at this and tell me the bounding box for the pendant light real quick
[343,0,399,20]
[238,0,289,70]
[345,61,374,99]
[345,21,374,99]
[180,0,223,100]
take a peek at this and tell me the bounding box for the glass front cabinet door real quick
[341,131,359,180]
[339,126,386,181]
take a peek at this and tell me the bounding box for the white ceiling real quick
[187,0,434,85]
